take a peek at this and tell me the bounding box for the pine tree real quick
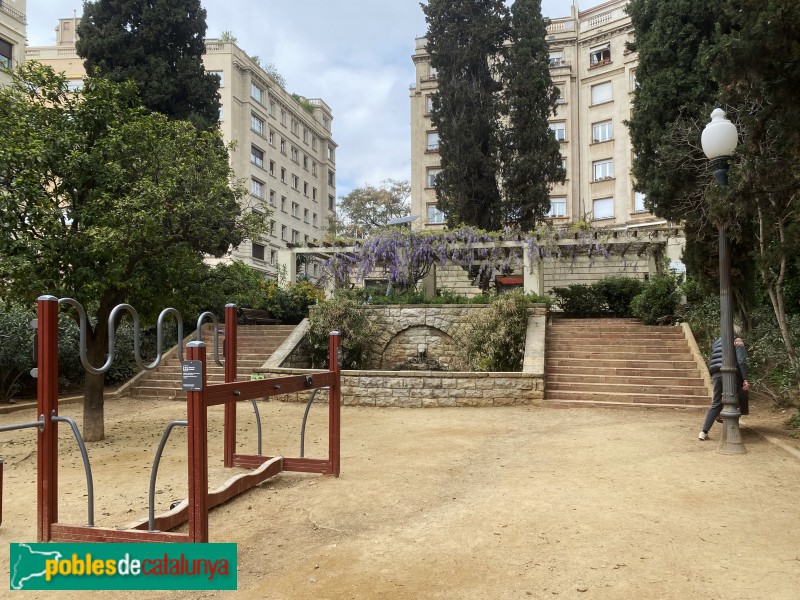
[423,0,510,230]
[76,0,221,131]
[502,0,565,228]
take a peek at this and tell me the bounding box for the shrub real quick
[454,291,531,371]
[307,295,376,369]
[594,276,645,318]
[261,280,324,325]
[550,284,607,317]
[631,275,681,325]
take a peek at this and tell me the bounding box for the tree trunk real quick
[82,338,107,442]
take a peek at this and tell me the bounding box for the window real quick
[270,250,276,265]
[218,107,224,121]
[549,51,564,67]
[269,130,275,146]
[269,160,275,176]
[591,81,613,105]
[250,114,264,135]
[292,229,299,244]
[327,145,335,161]
[561,158,567,173]
[251,83,264,104]
[312,162,318,176]
[428,65,437,79]
[208,70,224,87]
[292,119,300,135]
[593,197,614,220]
[593,121,613,143]
[250,178,264,199]
[303,128,309,143]
[549,123,566,142]
[269,99,276,116]
[425,95,434,115]
[590,44,611,66]
[304,234,309,244]
[304,208,309,223]
[303,155,308,170]
[281,196,286,212]
[312,213,318,227]
[303,181,308,196]
[250,146,264,168]
[280,110,287,126]
[269,220,276,236]
[280,138,286,154]
[291,146,299,162]
[252,243,265,261]
[427,204,445,224]
[328,195,335,211]
[328,170,335,186]
[269,189,276,206]
[634,191,647,213]
[291,202,299,217]
[67,79,83,92]
[291,174,299,190]
[312,263,317,276]
[312,136,318,150]
[280,167,286,183]
[631,70,639,91]
[555,85,566,104]
[312,187,317,200]
[427,168,441,188]
[323,117,329,130]
[281,225,287,240]
[426,132,440,151]
[548,198,567,218]
[593,159,614,181]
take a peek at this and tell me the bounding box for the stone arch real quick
[379,324,457,370]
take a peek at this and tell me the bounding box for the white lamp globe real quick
[701,108,738,160]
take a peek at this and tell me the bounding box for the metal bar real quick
[50,413,94,527]
[196,312,224,367]
[37,295,59,542]
[223,304,237,468]
[186,342,209,543]
[148,420,188,531]
[251,399,263,456]
[0,417,45,433]
[329,332,342,477]
[300,388,327,458]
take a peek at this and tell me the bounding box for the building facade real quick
[0,0,26,87]
[26,19,337,281]
[410,0,651,232]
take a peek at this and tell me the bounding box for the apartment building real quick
[26,18,337,281]
[410,0,650,231]
[0,0,26,87]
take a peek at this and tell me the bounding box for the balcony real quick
[0,2,25,24]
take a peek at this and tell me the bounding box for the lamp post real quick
[701,108,746,454]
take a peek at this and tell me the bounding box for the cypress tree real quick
[423,0,509,230]
[76,0,221,131]
[502,0,565,228]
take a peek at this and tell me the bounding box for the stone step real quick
[545,381,707,396]
[545,373,706,387]
[544,399,705,411]
[546,337,687,347]
[547,332,685,341]
[546,350,691,361]
[545,366,703,378]
[544,390,708,406]
[545,358,698,369]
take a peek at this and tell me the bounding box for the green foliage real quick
[76,0,222,131]
[631,275,681,325]
[0,306,36,401]
[454,291,531,371]
[786,411,800,431]
[423,0,509,230]
[308,296,376,369]
[329,179,411,238]
[291,94,316,116]
[551,277,644,318]
[263,62,286,89]
[501,0,565,228]
[678,293,719,358]
[262,280,325,325]
[218,31,237,43]
[594,276,646,318]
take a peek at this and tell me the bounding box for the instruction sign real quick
[181,360,203,391]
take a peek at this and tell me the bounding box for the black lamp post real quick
[701,108,746,454]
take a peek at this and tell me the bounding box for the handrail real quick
[0,415,45,434]
[58,298,184,375]
[148,420,188,531]
[300,387,329,458]
[196,312,224,367]
[51,412,94,527]
[251,399,263,456]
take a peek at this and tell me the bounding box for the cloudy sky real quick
[26,1,605,199]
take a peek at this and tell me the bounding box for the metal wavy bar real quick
[196,311,224,367]
[58,298,185,375]
[51,412,94,527]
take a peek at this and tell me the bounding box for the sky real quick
[25,1,606,199]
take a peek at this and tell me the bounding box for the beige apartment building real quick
[26,18,337,281]
[410,0,652,231]
[0,0,26,87]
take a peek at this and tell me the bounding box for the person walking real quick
[699,333,749,440]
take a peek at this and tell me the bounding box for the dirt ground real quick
[1,395,799,600]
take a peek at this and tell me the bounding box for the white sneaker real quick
[698,431,709,440]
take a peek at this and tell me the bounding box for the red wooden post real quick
[1,459,4,526]
[223,304,238,468]
[37,295,59,542]
[186,341,209,543]
[328,332,341,477]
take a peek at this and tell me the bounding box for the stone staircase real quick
[545,318,709,409]
[126,324,296,399]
